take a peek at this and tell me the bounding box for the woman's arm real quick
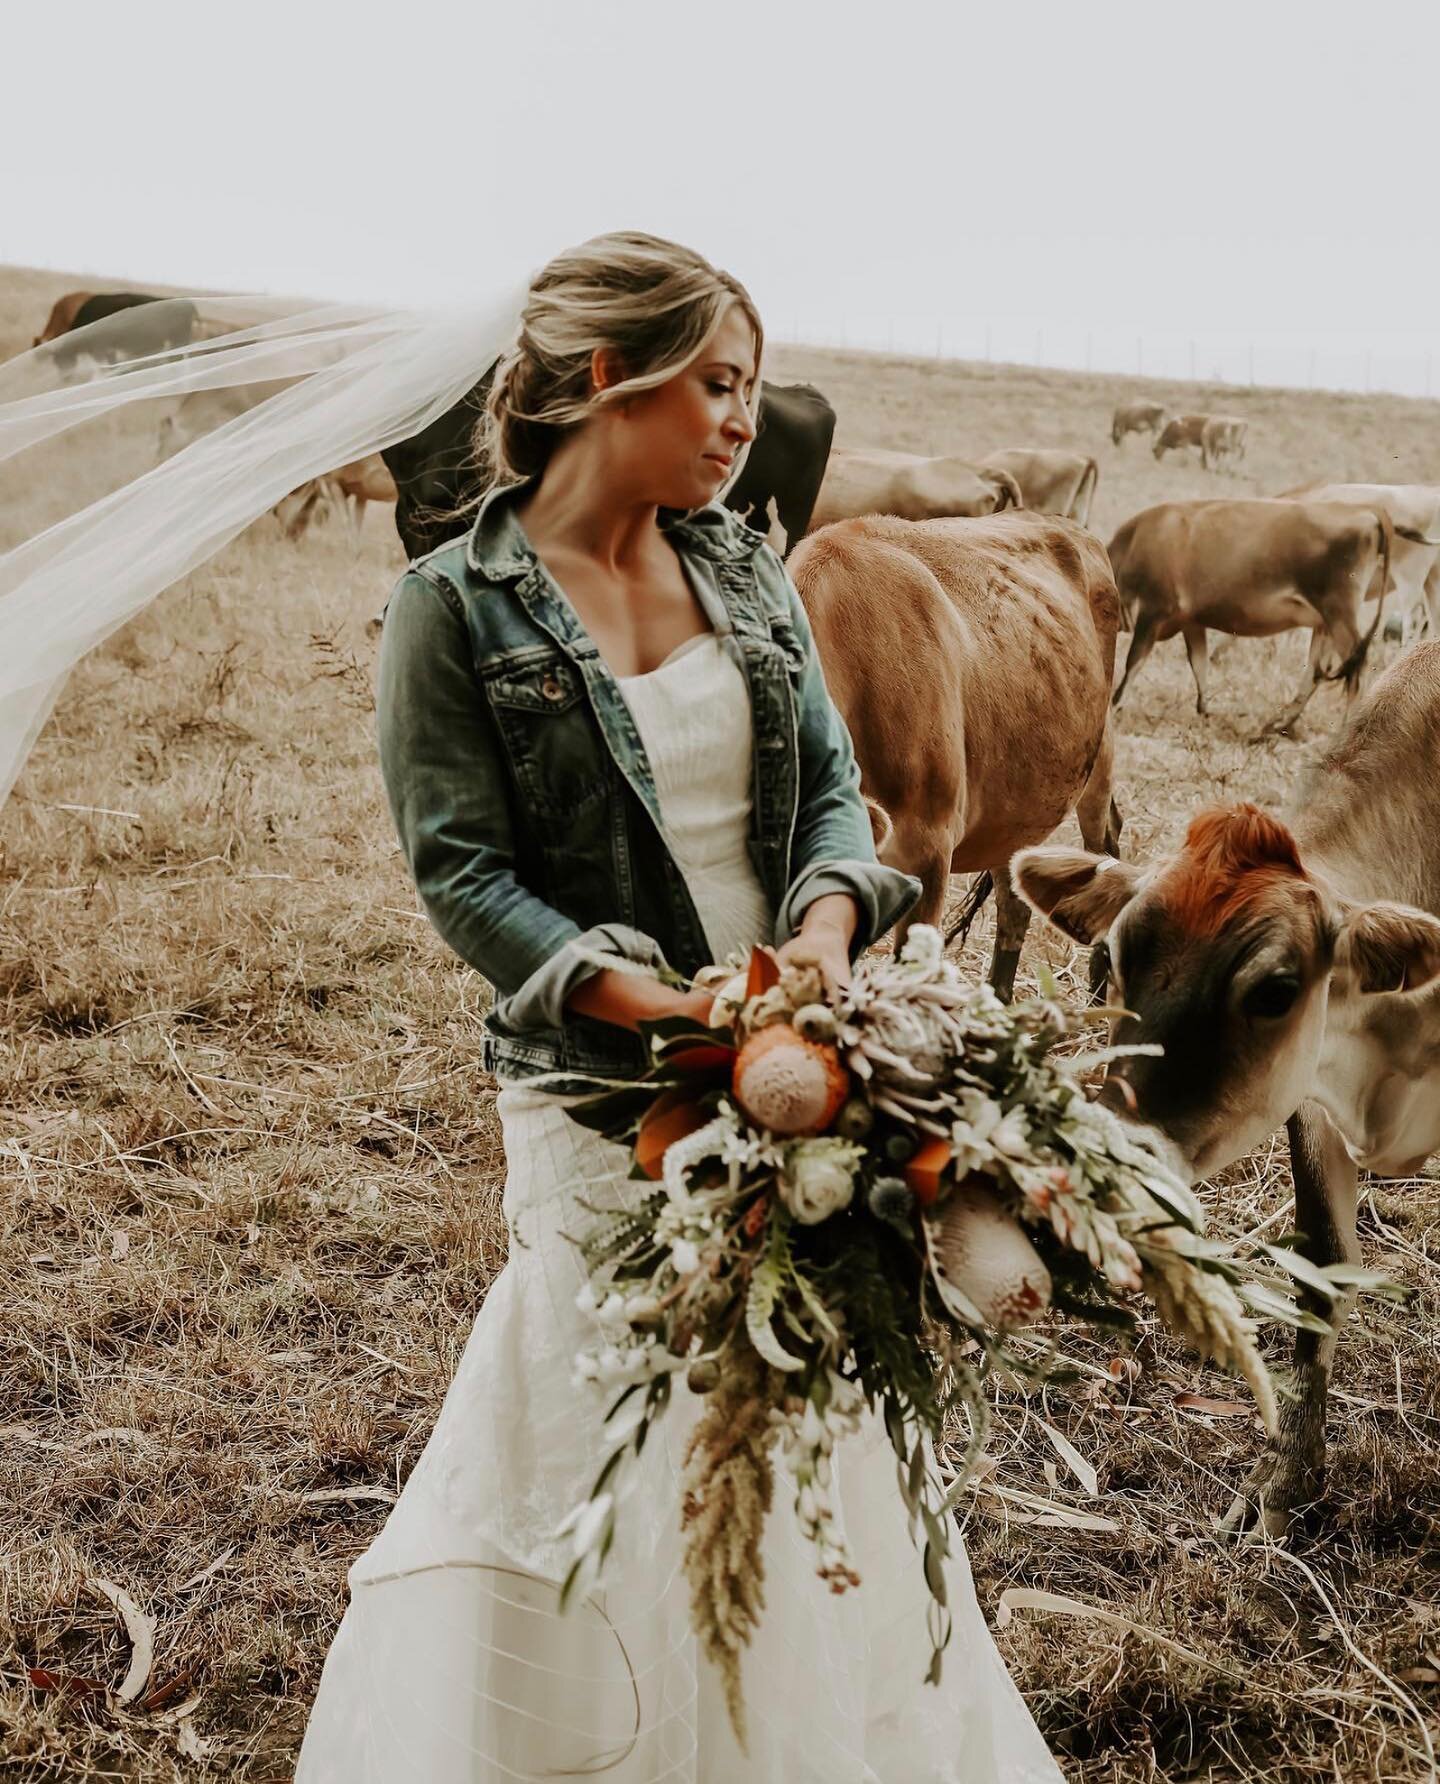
[377,571,697,1033]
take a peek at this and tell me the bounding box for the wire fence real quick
[773,315,1440,401]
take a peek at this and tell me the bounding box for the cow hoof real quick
[1218,1450,1322,1540]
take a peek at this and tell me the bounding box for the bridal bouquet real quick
[555,928,1323,1744]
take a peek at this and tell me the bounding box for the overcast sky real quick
[6,0,1439,389]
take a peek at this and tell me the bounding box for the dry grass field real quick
[1,263,1437,1782]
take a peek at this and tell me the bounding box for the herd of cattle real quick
[28,287,1440,1535]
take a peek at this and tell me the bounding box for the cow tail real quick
[1340,512,1391,693]
[944,871,993,947]
[1075,458,1099,524]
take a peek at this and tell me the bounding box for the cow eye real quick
[1242,972,1301,1020]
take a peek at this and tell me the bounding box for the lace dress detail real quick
[296,638,1061,1782]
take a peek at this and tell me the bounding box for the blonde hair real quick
[477,231,764,485]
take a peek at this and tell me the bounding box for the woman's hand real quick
[774,892,861,996]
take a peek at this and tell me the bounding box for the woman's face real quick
[614,302,759,510]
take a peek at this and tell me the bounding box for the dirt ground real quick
[1,266,1436,1781]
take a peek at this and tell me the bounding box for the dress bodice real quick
[618,632,774,966]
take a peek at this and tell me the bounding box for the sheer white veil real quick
[0,285,526,808]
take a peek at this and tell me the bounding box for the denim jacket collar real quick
[463,476,768,585]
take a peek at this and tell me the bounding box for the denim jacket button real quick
[540,674,566,703]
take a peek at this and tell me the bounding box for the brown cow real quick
[1109,498,1393,733]
[1281,481,1440,643]
[1201,415,1249,471]
[806,447,1022,533]
[1112,400,1167,446]
[1014,644,1440,1531]
[32,291,94,348]
[1152,413,1210,465]
[276,454,398,542]
[789,512,1122,998]
[979,448,1098,525]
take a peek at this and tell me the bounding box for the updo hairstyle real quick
[476,231,763,486]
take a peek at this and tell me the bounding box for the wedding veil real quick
[0,284,527,809]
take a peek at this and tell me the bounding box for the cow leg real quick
[1256,631,1327,738]
[885,816,953,950]
[1223,1103,1358,1536]
[1111,613,1159,708]
[1181,624,1211,715]
[988,862,1031,1003]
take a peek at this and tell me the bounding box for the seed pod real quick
[925,1178,1052,1330]
[686,1358,721,1395]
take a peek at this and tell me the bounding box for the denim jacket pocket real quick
[766,614,809,680]
[483,655,606,819]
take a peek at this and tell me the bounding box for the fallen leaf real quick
[29,1667,105,1697]
[1035,1415,1099,1496]
[175,1547,236,1594]
[86,1577,156,1705]
[1397,1667,1440,1684]
[1175,1393,1253,1418]
[109,1229,130,1262]
[299,1485,397,1506]
[177,1716,210,1760]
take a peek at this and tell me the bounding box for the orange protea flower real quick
[732,1023,849,1136]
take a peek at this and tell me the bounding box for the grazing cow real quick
[1109,498,1394,733]
[979,448,1098,525]
[1152,413,1211,466]
[1013,645,1440,1530]
[1112,400,1168,446]
[380,372,835,562]
[807,448,1022,533]
[275,454,398,541]
[1201,415,1248,471]
[32,290,94,347]
[50,295,198,377]
[789,512,1122,998]
[155,385,263,461]
[1281,481,1440,642]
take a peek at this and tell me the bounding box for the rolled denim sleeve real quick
[376,572,667,1028]
[768,566,921,950]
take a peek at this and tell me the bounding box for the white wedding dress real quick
[297,633,1061,1782]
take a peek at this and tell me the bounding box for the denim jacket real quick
[376,479,921,1081]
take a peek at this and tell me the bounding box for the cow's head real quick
[1013,804,1440,1181]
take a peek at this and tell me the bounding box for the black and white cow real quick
[50,294,199,377]
[380,366,836,562]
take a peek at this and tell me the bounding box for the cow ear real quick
[1337,901,1440,995]
[1011,848,1141,945]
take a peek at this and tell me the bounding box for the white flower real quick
[991,1109,1031,1159]
[597,1292,629,1328]
[899,924,944,969]
[670,1238,701,1276]
[778,1137,862,1225]
[574,1283,600,1315]
[572,1352,601,1384]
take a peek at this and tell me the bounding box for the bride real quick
[294,231,1062,1783]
